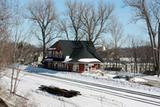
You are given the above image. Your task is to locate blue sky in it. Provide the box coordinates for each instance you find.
[19,0,149,47]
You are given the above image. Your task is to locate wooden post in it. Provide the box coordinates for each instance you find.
[10,68,15,94]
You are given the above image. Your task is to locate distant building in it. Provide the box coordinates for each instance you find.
[43,40,103,73]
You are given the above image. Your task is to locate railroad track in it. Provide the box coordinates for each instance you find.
[25,72,160,106]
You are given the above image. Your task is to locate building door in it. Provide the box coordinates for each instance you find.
[68,64,73,71]
[79,64,84,73]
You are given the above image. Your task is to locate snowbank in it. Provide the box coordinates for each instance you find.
[142,76,160,82]
[130,77,148,83]
[20,65,160,96]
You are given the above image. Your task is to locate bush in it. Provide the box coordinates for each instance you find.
[104,67,122,71]
[143,70,156,75]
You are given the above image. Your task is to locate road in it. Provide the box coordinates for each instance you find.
[24,71,160,106]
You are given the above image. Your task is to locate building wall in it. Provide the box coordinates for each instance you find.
[46,62,101,73]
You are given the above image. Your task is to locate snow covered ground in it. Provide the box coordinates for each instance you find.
[142,75,160,82]
[1,68,125,107]
[22,65,160,96]
[1,65,160,107]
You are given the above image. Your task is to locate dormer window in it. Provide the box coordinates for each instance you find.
[53,51,55,57]
[55,51,58,57]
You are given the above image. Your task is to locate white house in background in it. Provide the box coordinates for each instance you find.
[38,53,43,65]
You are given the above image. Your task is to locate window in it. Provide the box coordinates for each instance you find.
[48,51,52,57]
[59,51,62,58]
[55,51,58,57]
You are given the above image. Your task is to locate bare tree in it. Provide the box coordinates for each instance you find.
[65,0,84,41]
[109,17,124,50]
[0,0,11,69]
[58,20,70,40]
[109,17,124,68]
[123,0,160,76]
[131,39,139,73]
[27,0,58,60]
[64,0,114,43]
[81,1,114,43]
[0,0,19,95]
[9,0,39,95]
[9,0,26,94]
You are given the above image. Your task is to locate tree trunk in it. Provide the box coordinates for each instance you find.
[42,40,46,60]
[13,69,20,94]
[42,30,46,60]
[145,17,159,75]
[10,68,14,94]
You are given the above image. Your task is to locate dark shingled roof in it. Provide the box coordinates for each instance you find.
[50,40,103,63]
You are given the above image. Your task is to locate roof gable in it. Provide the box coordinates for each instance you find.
[50,40,103,62]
